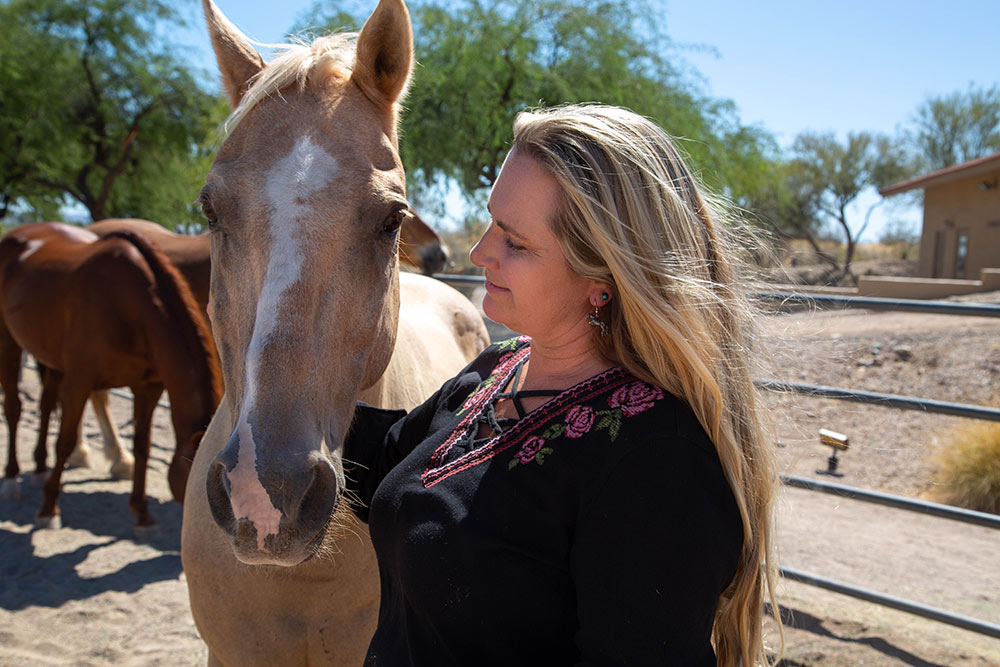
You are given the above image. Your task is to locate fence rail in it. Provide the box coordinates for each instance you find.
[750,291,1000,318]
[779,567,1000,640]
[757,379,1000,422]
[782,474,1000,530]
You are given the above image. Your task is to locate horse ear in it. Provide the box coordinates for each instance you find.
[202,0,266,108]
[351,0,414,108]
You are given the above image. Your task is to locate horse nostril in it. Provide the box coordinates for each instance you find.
[295,458,339,536]
[206,459,237,534]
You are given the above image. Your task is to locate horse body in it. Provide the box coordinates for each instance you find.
[0,223,221,525]
[182,1,488,663]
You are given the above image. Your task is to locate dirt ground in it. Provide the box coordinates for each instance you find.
[2,298,1000,666]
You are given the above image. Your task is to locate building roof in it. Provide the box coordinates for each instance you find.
[880,150,1000,196]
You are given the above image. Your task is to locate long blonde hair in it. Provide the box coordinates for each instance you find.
[512,104,781,666]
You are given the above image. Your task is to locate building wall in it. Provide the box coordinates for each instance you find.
[917,168,1000,278]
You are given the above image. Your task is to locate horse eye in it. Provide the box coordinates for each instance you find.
[382,209,405,235]
[199,194,218,229]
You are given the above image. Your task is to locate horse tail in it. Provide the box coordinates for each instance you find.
[101,230,223,403]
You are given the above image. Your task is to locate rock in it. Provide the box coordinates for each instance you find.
[893,345,913,362]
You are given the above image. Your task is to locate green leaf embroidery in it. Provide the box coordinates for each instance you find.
[496,337,521,352]
[508,459,519,470]
[595,410,623,442]
[541,422,566,440]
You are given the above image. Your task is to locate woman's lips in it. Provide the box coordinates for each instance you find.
[484,278,509,293]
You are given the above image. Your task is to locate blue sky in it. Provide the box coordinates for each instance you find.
[175,0,1000,240]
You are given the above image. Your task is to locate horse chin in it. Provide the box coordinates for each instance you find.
[230,514,331,567]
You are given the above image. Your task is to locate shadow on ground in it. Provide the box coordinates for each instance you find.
[770,604,947,667]
[0,478,183,611]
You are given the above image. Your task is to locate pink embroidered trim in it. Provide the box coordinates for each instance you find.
[421,365,632,487]
[427,344,530,470]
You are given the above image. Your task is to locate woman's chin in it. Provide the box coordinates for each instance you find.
[481,296,509,329]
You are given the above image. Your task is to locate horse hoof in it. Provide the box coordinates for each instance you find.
[110,458,134,480]
[133,522,160,539]
[0,478,21,500]
[34,513,62,529]
[67,447,93,469]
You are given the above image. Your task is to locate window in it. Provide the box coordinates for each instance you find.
[955,230,969,279]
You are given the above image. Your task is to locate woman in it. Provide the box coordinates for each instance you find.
[345,104,780,666]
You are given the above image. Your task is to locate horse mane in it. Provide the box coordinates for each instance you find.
[102,231,223,403]
[226,33,358,133]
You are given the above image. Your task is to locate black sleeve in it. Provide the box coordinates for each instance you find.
[343,385,446,523]
[570,433,743,666]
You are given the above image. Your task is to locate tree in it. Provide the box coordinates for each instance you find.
[910,84,1000,170]
[789,131,912,281]
[0,0,223,226]
[300,0,778,217]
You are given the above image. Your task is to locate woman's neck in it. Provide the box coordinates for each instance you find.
[521,331,614,391]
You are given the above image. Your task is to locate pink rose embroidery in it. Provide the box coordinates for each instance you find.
[564,405,595,438]
[609,381,665,417]
[514,436,546,465]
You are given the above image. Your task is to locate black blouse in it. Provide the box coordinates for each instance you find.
[344,337,743,666]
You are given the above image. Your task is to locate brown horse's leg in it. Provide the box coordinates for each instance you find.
[37,385,88,528]
[32,364,63,475]
[129,383,163,530]
[0,333,23,498]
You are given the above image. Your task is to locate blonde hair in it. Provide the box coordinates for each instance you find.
[512,104,781,666]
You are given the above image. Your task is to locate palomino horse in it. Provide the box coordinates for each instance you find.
[181,1,489,664]
[0,223,222,529]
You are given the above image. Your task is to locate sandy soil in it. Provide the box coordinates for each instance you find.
[2,300,1000,666]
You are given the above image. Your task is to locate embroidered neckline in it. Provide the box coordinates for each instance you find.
[421,341,633,487]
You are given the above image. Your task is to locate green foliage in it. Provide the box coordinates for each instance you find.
[301,0,779,217]
[0,0,223,226]
[910,84,1000,170]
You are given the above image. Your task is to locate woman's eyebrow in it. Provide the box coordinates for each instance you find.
[486,201,531,241]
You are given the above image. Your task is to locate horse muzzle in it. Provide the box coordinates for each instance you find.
[205,434,340,566]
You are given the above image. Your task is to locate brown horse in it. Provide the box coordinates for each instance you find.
[0,222,222,530]
[181,1,489,664]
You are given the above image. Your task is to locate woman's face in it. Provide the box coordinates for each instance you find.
[470,148,599,342]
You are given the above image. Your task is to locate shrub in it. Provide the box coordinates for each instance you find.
[931,421,1000,514]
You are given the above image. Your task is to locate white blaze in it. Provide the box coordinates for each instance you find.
[227,136,339,550]
[18,239,45,261]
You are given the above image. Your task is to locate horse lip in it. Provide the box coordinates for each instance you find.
[229,516,330,567]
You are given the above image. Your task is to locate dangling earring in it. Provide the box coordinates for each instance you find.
[586,303,609,337]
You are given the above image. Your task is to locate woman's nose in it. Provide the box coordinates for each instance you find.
[469,228,493,268]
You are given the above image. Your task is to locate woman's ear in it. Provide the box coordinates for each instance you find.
[587,284,613,308]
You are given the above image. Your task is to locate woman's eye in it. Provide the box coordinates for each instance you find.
[505,237,526,253]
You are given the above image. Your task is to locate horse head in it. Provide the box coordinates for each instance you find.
[200,0,413,566]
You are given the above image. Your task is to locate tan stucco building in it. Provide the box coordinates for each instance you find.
[881,151,1000,280]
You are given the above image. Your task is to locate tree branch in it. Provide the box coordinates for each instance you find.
[95,103,156,214]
